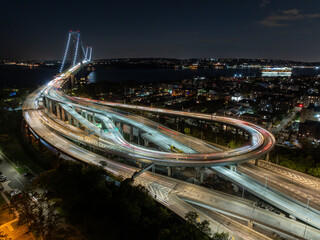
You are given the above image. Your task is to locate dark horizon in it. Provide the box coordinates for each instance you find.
[1,0,320,61]
[2,57,320,64]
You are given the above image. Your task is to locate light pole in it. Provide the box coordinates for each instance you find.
[306,196,311,209]
[264,176,268,188]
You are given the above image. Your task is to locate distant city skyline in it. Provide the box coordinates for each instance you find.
[1,0,320,61]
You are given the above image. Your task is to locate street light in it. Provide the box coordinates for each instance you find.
[306,196,311,209]
[264,176,268,188]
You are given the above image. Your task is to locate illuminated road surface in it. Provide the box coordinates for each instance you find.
[35,62,275,167]
[21,63,320,239]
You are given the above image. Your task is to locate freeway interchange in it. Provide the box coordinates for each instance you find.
[27,62,276,167]
[22,63,320,239]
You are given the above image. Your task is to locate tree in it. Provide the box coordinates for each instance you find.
[308,167,320,178]
[11,189,72,240]
[0,231,11,240]
[212,232,229,240]
[185,211,211,237]
[184,127,191,135]
[185,211,229,240]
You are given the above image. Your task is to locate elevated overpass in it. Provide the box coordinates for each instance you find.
[21,60,320,238]
[31,62,275,167]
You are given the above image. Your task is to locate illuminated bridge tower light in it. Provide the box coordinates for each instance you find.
[59,31,72,73]
[84,47,89,61]
[88,46,93,61]
[73,31,80,66]
[60,30,90,73]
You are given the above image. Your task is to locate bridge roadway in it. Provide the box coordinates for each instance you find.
[22,63,320,238]
[38,66,275,167]
[22,88,320,239]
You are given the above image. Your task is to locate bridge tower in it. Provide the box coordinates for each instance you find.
[60,30,92,73]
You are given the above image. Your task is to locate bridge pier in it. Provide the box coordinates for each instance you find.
[67,114,72,125]
[196,167,205,183]
[92,112,96,125]
[61,108,66,121]
[255,159,259,166]
[130,125,134,141]
[167,167,173,177]
[49,100,53,114]
[120,122,124,135]
[56,103,61,119]
[137,130,141,145]
[200,168,204,183]
[45,97,49,109]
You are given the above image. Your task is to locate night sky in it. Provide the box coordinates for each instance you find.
[1,0,320,61]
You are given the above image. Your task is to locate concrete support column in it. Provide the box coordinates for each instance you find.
[167,167,173,177]
[266,152,270,162]
[61,108,66,121]
[85,111,88,120]
[144,139,149,147]
[199,168,204,183]
[67,114,72,125]
[75,120,79,128]
[130,125,134,141]
[120,122,124,135]
[92,112,96,124]
[137,130,141,145]
[56,103,61,119]
[45,97,49,110]
[255,159,259,166]
[195,167,205,183]
[152,165,155,173]
[48,100,53,113]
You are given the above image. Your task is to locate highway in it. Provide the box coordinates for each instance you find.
[35,63,275,167]
[239,160,320,211]
[21,62,320,239]
[212,166,320,230]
